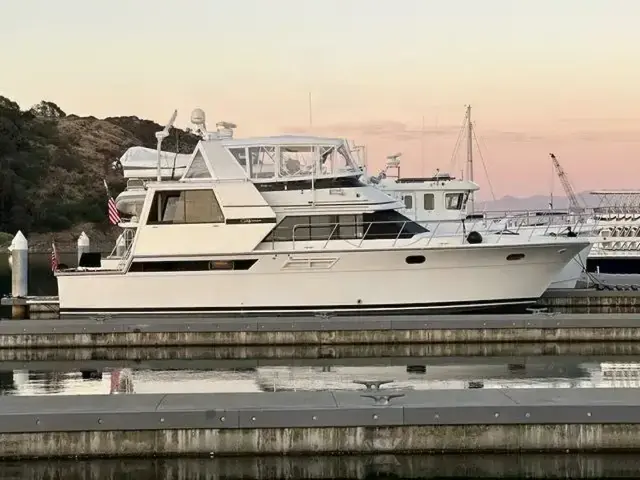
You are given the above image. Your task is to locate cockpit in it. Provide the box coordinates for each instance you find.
[222,138,361,181]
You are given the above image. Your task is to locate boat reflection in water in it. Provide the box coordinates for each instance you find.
[4,359,640,396]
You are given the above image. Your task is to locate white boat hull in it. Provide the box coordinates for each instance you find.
[57,241,588,315]
[548,243,592,289]
[414,220,595,290]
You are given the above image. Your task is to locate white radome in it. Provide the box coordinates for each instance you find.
[190,108,206,126]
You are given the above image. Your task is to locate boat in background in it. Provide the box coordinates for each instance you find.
[364,153,595,289]
[362,106,597,289]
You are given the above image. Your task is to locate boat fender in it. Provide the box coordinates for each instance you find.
[466,231,483,244]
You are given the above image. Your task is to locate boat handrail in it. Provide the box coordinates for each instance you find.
[107,228,136,260]
[263,213,599,250]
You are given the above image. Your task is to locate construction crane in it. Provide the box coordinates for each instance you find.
[549,153,584,212]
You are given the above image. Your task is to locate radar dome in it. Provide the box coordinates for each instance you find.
[190,108,206,126]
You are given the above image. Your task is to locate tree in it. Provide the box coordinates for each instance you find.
[29,101,66,118]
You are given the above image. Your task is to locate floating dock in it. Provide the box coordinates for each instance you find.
[538,288,640,312]
[2,313,640,348]
[2,388,640,458]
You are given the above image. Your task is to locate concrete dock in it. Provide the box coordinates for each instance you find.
[539,288,640,312]
[3,388,640,458]
[2,313,640,348]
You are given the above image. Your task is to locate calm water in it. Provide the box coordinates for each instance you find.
[3,454,640,479]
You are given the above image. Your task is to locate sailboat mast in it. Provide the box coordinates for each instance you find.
[466,105,475,213]
[420,115,425,176]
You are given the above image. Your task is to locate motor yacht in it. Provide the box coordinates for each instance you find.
[55,109,589,316]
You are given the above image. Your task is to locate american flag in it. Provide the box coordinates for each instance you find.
[103,179,121,225]
[50,242,59,272]
[110,369,121,394]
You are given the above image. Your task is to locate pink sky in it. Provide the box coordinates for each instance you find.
[1,0,639,200]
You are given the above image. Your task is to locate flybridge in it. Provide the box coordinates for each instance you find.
[114,109,364,186]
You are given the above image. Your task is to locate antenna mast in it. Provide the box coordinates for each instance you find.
[308,92,313,128]
[466,105,474,213]
[156,109,178,182]
[420,115,425,176]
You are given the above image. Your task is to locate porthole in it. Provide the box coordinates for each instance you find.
[406,255,426,264]
[506,253,525,261]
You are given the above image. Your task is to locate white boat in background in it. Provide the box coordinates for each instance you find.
[364,106,597,289]
[367,160,595,289]
[58,109,589,316]
[112,147,191,218]
[586,190,640,277]
[118,146,191,180]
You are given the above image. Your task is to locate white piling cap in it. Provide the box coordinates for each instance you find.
[8,231,28,252]
[78,231,90,246]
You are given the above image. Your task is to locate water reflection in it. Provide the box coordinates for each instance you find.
[2,356,640,395]
[2,454,640,479]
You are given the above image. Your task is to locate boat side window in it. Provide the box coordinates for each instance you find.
[445,193,464,210]
[337,214,363,240]
[228,147,247,167]
[264,215,364,242]
[403,195,413,209]
[263,211,425,242]
[279,146,314,177]
[462,192,470,209]
[423,193,434,210]
[183,152,212,179]
[249,146,276,179]
[147,189,225,224]
[362,210,427,239]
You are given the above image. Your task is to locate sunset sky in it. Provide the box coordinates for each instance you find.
[2,0,640,199]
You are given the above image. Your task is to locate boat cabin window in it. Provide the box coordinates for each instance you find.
[445,193,465,210]
[228,147,247,167]
[147,189,225,224]
[423,194,435,210]
[249,146,276,179]
[279,146,316,177]
[182,152,212,179]
[264,211,426,242]
[333,145,358,174]
[403,195,413,209]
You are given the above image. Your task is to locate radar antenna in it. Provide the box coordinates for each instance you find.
[190,108,207,136]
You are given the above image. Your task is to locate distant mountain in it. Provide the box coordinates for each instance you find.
[476,191,602,212]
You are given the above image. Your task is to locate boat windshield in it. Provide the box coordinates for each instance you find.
[225,141,360,181]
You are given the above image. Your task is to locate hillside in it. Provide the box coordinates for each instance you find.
[0,96,200,251]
